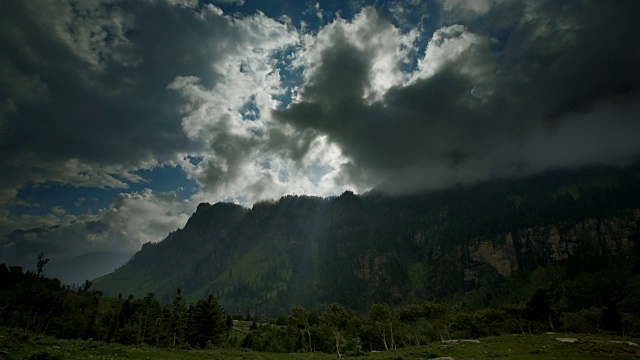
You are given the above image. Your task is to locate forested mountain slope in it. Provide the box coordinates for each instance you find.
[94,164,640,315]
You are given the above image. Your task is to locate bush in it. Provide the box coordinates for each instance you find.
[560,307,605,334]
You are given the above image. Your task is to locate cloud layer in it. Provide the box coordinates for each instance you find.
[276,0,640,193]
[2,189,191,268]
[2,0,640,266]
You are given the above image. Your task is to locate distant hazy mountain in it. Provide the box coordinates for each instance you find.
[94,164,640,315]
[47,251,133,285]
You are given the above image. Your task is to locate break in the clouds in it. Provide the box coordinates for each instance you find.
[1,0,640,269]
[275,0,640,193]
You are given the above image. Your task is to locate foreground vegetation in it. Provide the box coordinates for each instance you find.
[2,264,640,359]
[1,327,639,359]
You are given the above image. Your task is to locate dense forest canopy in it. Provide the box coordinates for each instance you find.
[1,264,639,355]
[92,164,640,315]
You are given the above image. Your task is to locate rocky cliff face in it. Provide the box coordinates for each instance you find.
[94,165,640,312]
[463,209,640,281]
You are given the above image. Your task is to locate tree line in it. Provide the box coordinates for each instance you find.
[0,265,228,348]
[240,289,639,356]
[1,263,639,356]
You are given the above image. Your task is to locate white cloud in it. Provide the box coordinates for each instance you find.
[165,0,199,8]
[211,0,245,6]
[51,206,66,216]
[294,7,418,102]
[387,0,429,28]
[98,189,192,246]
[3,0,640,267]
[166,10,364,204]
[4,155,151,194]
[411,25,494,83]
[168,10,298,140]
[0,189,194,267]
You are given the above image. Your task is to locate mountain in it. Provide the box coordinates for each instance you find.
[47,251,132,285]
[94,164,640,315]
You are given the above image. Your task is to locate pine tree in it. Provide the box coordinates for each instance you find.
[525,288,554,331]
[188,295,226,348]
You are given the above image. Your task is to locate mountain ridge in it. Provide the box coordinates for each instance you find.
[94,164,640,315]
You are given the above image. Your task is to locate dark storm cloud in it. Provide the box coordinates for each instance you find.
[499,1,640,120]
[0,0,267,202]
[302,39,372,103]
[3,0,640,259]
[0,0,297,261]
[275,0,640,194]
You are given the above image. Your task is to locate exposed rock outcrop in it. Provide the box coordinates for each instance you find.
[464,209,639,280]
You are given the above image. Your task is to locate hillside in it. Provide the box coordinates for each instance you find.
[94,164,640,315]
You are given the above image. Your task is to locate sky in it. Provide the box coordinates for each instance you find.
[1,0,640,269]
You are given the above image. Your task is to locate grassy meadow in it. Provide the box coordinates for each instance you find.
[2,327,639,360]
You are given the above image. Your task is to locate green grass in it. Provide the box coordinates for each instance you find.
[228,320,253,344]
[410,333,640,360]
[202,250,294,310]
[216,251,264,285]
[1,328,639,359]
[93,264,174,300]
[212,251,291,287]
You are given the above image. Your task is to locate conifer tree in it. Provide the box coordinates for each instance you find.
[188,295,226,348]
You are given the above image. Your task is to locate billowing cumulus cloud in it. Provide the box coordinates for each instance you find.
[275,0,640,194]
[1,0,640,267]
[295,7,419,102]
[0,189,192,269]
[0,0,360,265]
